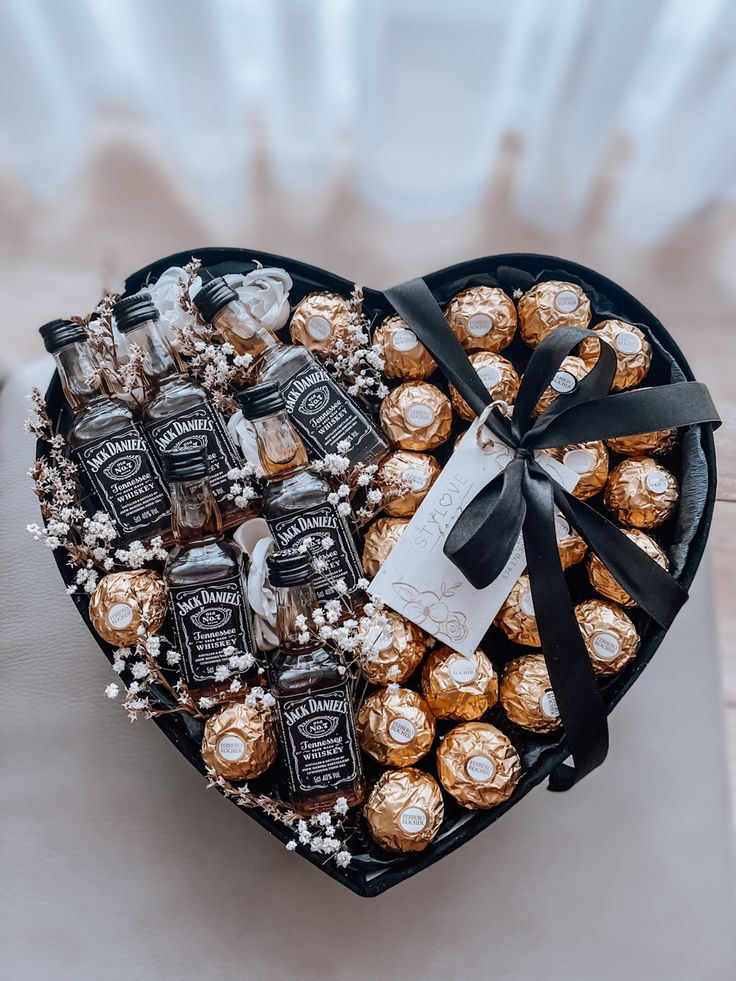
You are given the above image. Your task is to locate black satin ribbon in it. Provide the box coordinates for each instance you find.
[385,277,721,791]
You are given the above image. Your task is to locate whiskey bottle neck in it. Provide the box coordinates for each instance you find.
[212,300,282,360]
[53,341,104,411]
[251,409,309,480]
[122,318,180,387]
[170,476,223,546]
[275,581,320,647]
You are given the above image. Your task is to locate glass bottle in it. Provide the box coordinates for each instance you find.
[193,275,389,470]
[163,444,257,700]
[113,292,252,531]
[39,318,172,544]
[238,382,363,602]
[267,549,365,816]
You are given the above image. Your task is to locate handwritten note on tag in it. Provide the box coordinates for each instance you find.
[368,420,579,656]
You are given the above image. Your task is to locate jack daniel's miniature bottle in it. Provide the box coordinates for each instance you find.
[163,445,256,699]
[194,275,389,470]
[113,293,251,530]
[40,319,171,544]
[239,383,362,602]
[267,549,365,815]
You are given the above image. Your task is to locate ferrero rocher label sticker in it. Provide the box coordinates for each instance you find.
[551,370,576,394]
[108,602,134,629]
[615,331,642,354]
[555,289,580,313]
[369,416,580,655]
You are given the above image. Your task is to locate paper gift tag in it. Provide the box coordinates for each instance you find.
[369,420,580,656]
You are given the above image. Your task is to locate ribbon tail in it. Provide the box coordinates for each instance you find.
[521,467,609,791]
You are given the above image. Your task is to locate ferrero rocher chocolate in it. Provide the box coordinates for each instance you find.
[356,686,435,766]
[606,427,679,457]
[533,356,589,417]
[500,654,561,733]
[421,646,498,721]
[579,320,652,391]
[379,381,452,451]
[604,457,679,529]
[554,511,588,569]
[449,352,520,422]
[378,451,441,517]
[587,528,669,606]
[445,285,517,353]
[289,291,352,355]
[200,700,277,781]
[358,610,428,685]
[362,517,410,578]
[574,599,639,676]
[436,722,521,809]
[364,768,444,852]
[551,440,609,499]
[373,315,437,380]
[518,280,591,347]
[494,574,540,647]
[89,569,167,646]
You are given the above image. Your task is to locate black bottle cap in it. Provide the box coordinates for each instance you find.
[113,292,160,334]
[267,549,315,588]
[39,318,88,354]
[162,444,210,482]
[238,382,286,420]
[193,274,238,322]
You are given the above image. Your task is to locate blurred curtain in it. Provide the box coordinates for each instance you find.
[0,0,735,243]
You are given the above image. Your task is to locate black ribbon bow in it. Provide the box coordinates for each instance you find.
[385,277,721,791]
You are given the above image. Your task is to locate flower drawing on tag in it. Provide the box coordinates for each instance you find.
[392,581,468,642]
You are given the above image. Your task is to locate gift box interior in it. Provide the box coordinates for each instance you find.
[38,248,717,897]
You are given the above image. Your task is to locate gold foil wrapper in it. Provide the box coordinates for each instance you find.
[379,381,452,451]
[364,768,444,852]
[551,440,609,500]
[362,517,410,578]
[445,285,517,353]
[518,281,591,347]
[604,457,679,529]
[500,654,561,733]
[579,320,652,391]
[356,686,435,766]
[574,599,640,676]
[606,427,679,457]
[587,528,669,606]
[495,574,541,647]
[378,451,442,517]
[554,511,588,569]
[89,569,168,646]
[449,352,520,422]
[533,356,590,417]
[373,315,437,380]
[358,610,428,685]
[200,699,278,781]
[421,646,499,721]
[289,291,352,355]
[436,722,521,809]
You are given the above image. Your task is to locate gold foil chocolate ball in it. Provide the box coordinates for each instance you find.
[356,686,435,766]
[495,574,541,647]
[362,517,410,578]
[89,569,168,646]
[200,700,278,781]
[551,440,609,499]
[445,285,517,353]
[436,722,521,809]
[358,610,428,685]
[421,646,499,721]
[289,291,352,355]
[579,320,652,391]
[378,451,441,517]
[364,768,444,852]
[554,511,588,569]
[449,352,520,422]
[533,356,589,417]
[574,599,640,676]
[606,427,679,457]
[518,280,591,347]
[373,315,437,380]
[500,654,561,733]
[604,457,679,529]
[379,381,452,451]
[587,528,669,607]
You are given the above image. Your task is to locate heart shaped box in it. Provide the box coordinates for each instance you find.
[38,248,716,896]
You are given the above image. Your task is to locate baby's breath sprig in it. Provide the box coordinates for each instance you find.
[318,285,388,402]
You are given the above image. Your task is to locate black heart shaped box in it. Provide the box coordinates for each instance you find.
[38,248,717,897]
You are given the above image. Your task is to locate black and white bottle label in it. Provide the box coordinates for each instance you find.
[73,423,170,537]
